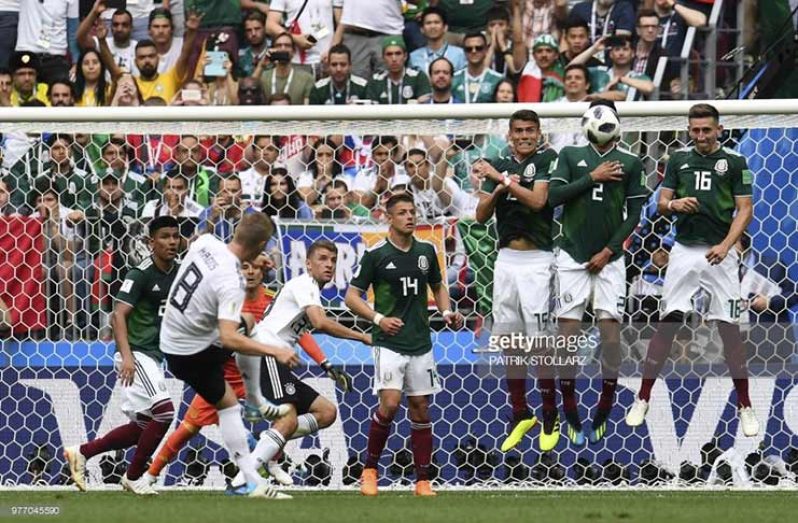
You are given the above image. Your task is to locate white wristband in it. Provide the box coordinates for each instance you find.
[501,172,512,187]
[667,200,674,211]
[441,310,453,318]
[372,313,385,326]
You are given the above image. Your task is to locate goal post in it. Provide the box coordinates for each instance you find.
[1,100,797,489]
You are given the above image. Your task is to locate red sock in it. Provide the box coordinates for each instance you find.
[148,421,198,477]
[718,323,751,408]
[127,401,175,480]
[410,421,433,481]
[80,422,143,460]
[639,322,679,401]
[364,409,393,469]
[597,379,618,412]
[560,379,577,414]
[507,378,529,420]
[539,378,556,413]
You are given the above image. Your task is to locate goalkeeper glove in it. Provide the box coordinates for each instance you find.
[321,360,352,392]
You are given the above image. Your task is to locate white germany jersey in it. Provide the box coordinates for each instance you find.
[160,234,245,355]
[252,272,322,349]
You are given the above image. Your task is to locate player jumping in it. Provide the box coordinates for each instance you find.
[626,103,759,437]
[64,216,181,495]
[159,213,300,499]
[227,239,368,492]
[345,192,464,497]
[548,101,647,447]
[473,109,559,453]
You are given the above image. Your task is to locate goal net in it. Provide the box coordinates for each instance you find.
[1,100,797,489]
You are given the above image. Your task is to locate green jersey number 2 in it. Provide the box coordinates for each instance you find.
[401,276,419,296]
[592,183,604,201]
[694,170,712,191]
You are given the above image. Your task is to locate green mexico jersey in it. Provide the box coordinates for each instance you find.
[366,68,431,105]
[115,257,179,362]
[662,146,753,246]
[309,75,369,105]
[350,238,443,355]
[452,68,503,104]
[550,144,647,263]
[480,148,558,250]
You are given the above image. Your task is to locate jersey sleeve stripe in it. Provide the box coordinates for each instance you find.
[626,194,648,199]
[114,298,137,308]
[550,177,569,183]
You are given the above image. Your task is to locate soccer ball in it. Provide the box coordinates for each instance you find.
[582,105,621,145]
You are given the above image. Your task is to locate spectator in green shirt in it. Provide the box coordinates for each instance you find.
[366,36,431,105]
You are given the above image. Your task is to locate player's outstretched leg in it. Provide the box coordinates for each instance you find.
[65,419,146,491]
[590,318,621,444]
[718,322,759,436]
[146,420,200,484]
[236,353,290,421]
[361,392,399,496]
[120,400,175,495]
[500,373,538,452]
[408,395,435,496]
[626,314,682,427]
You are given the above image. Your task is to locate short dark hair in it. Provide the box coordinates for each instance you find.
[688,103,720,123]
[307,239,337,258]
[327,44,351,62]
[0,67,10,77]
[48,78,74,97]
[219,173,242,189]
[135,39,157,52]
[564,16,590,34]
[463,32,488,47]
[148,7,173,28]
[244,10,266,25]
[112,9,133,23]
[636,8,658,24]
[509,109,540,129]
[407,148,427,159]
[428,56,453,76]
[421,6,448,25]
[273,31,294,45]
[564,63,590,85]
[373,135,398,151]
[102,137,128,154]
[386,192,415,212]
[486,6,510,23]
[148,216,179,237]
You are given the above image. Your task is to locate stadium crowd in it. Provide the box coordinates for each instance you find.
[0,0,793,361]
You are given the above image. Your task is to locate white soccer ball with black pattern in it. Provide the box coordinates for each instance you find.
[581,105,621,145]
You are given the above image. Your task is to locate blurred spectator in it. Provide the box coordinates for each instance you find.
[492,77,517,102]
[237,10,269,78]
[575,36,655,100]
[569,0,635,42]
[261,166,313,219]
[9,51,48,106]
[109,72,143,106]
[33,134,95,211]
[548,64,591,151]
[185,0,249,77]
[141,172,204,220]
[48,79,75,107]
[266,0,341,79]
[0,1,18,69]
[266,93,309,173]
[404,148,447,220]
[258,32,314,105]
[437,0,494,44]
[366,36,431,104]
[427,57,460,104]
[486,5,524,77]
[239,135,281,209]
[521,0,569,46]
[408,7,466,74]
[352,135,409,208]
[652,0,707,59]
[634,9,667,82]
[147,8,183,73]
[197,174,253,242]
[0,176,18,215]
[75,49,110,107]
[426,138,478,219]
[77,1,137,76]
[400,0,426,52]
[15,0,77,84]
[309,43,368,104]
[0,66,10,105]
[559,17,601,67]
[451,32,502,104]
[517,34,564,102]
[171,78,211,106]
[335,0,404,79]
[238,75,268,104]
[315,178,370,219]
[203,52,238,106]
[298,137,342,205]
[98,138,152,210]
[168,135,219,207]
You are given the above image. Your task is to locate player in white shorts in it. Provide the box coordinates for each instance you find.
[626,103,759,437]
[548,101,648,448]
[229,239,370,491]
[473,109,559,453]
[159,213,300,499]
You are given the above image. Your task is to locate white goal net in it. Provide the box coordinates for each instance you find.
[1,100,797,489]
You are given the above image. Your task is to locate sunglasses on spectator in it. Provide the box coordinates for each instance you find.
[465,45,485,53]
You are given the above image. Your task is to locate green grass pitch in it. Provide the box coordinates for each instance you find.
[2,491,798,523]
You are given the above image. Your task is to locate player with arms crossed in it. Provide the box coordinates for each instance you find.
[228,239,368,492]
[626,103,759,436]
[145,259,333,486]
[64,217,181,495]
[547,101,647,447]
[159,213,300,499]
[473,109,558,452]
[345,193,464,497]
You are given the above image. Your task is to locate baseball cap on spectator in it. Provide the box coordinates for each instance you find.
[382,36,406,52]
[532,34,559,53]
[271,162,289,176]
[11,51,39,73]
[149,7,173,26]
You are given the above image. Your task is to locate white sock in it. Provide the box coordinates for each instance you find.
[236,354,265,407]
[231,428,286,488]
[218,405,264,487]
[290,414,320,440]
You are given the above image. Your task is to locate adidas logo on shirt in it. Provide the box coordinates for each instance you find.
[385,262,397,270]
[577,160,588,167]
[153,284,160,291]
[680,164,690,169]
